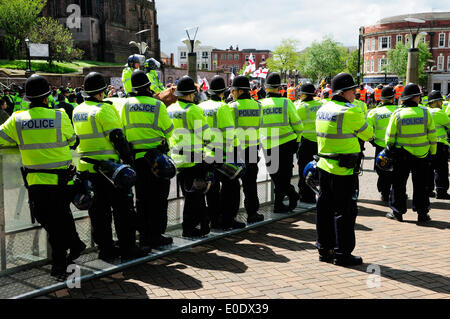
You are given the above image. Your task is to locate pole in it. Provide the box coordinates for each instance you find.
[357,29,362,84]
[188,40,197,81]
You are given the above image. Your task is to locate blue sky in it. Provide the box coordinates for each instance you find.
[155,0,446,64]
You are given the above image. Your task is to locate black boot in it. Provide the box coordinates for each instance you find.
[333,254,363,266]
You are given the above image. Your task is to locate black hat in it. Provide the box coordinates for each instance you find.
[83,72,107,97]
[24,74,51,101]
[208,75,226,95]
[427,90,444,103]
[380,86,395,100]
[265,73,281,89]
[299,83,316,95]
[174,76,196,97]
[400,83,421,101]
[331,73,357,96]
[131,70,151,90]
[231,75,250,90]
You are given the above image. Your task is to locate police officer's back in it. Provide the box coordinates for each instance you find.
[0,75,85,278]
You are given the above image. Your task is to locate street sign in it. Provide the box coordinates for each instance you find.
[29,44,49,58]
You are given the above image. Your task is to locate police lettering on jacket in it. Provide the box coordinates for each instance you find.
[204,109,217,117]
[169,111,183,119]
[401,117,424,125]
[128,103,157,113]
[263,107,282,115]
[376,113,392,120]
[73,113,89,122]
[238,109,260,117]
[21,119,55,130]
[316,111,338,122]
[309,106,321,113]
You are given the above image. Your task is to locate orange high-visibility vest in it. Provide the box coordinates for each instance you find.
[394,85,404,100]
[279,88,286,96]
[374,88,382,101]
[357,88,367,102]
[287,87,295,101]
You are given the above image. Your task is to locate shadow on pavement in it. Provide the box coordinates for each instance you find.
[403,219,450,230]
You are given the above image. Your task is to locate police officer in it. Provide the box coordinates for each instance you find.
[385,83,437,222]
[315,73,373,266]
[144,58,165,94]
[260,73,303,213]
[0,75,85,278]
[229,76,265,224]
[122,55,140,96]
[121,70,175,248]
[73,72,148,261]
[13,88,29,113]
[426,90,450,199]
[199,75,245,230]
[168,76,211,237]
[366,86,398,202]
[295,83,322,203]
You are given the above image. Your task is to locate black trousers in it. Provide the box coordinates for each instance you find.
[134,157,170,244]
[297,137,318,202]
[389,150,430,215]
[178,165,209,232]
[264,139,299,207]
[374,145,394,196]
[238,146,260,216]
[428,143,449,194]
[316,168,358,257]
[27,185,83,267]
[88,173,137,254]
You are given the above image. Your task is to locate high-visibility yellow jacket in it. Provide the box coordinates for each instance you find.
[228,98,261,150]
[122,67,134,95]
[259,96,303,149]
[352,99,368,117]
[72,100,123,172]
[167,100,210,169]
[385,105,437,158]
[316,100,373,175]
[13,96,29,113]
[121,95,174,159]
[428,107,450,146]
[146,70,165,94]
[366,104,398,148]
[295,99,322,142]
[0,107,76,185]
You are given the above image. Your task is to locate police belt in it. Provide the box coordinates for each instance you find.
[318,153,361,169]
[20,165,76,188]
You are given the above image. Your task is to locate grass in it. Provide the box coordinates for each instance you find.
[0,59,123,74]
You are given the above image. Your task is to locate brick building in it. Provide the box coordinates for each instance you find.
[42,0,161,64]
[362,12,450,94]
[211,46,271,74]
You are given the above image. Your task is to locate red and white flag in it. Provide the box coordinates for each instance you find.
[201,77,209,91]
[243,53,256,76]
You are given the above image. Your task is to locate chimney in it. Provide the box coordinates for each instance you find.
[170,53,174,66]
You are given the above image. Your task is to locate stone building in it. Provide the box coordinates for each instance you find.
[42,0,161,63]
[362,12,450,93]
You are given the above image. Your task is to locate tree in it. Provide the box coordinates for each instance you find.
[298,37,348,84]
[386,35,432,86]
[0,0,46,59]
[266,39,300,82]
[344,49,364,81]
[29,17,84,63]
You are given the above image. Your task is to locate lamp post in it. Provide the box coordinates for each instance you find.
[24,38,32,78]
[357,26,364,85]
[405,17,426,85]
[182,26,200,81]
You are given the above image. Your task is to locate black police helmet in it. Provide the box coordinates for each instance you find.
[231,75,250,90]
[174,76,197,97]
[331,73,357,96]
[265,73,281,89]
[400,83,422,101]
[83,72,107,97]
[131,70,151,90]
[24,74,51,102]
[299,83,316,95]
[208,75,226,95]
[380,86,395,100]
[427,90,444,103]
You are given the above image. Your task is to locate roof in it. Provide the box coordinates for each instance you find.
[376,12,450,25]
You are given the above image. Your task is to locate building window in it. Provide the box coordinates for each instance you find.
[180,51,186,59]
[439,33,446,48]
[365,60,369,73]
[365,39,370,51]
[396,35,402,46]
[371,59,374,73]
[245,55,249,61]
[202,51,209,58]
[213,53,218,60]
[447,56,450,71]
[234,54,239,60]
[437,55,444,71]
[378,58,388,72]
[371,38,375,51]
[378,36,391,50]
[262,55,265,61]
[221,53,226,60]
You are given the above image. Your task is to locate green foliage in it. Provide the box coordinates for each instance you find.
[266,39,300,82]
[0,0,46,59]
[344,49,364,80]
[298,37,349,84]
[29,17,84,63]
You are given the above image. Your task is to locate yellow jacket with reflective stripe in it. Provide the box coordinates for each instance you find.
[0,107,76,185]
[259,97,303,149]
[73,100,122,172]
[199,99,235,161]
[352,99,368,117]
[146,70,165,94]
[13,97,29,113]
[428,107,450,146]
[316,100,373,176]
[445,103,450,117]
[122,67,134,94]
[385,105,437,158]
[167,100,210,169]
[228,98,261,149]
[295,99,322,142]
[366,104,398,148]
[121,95,174,159]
